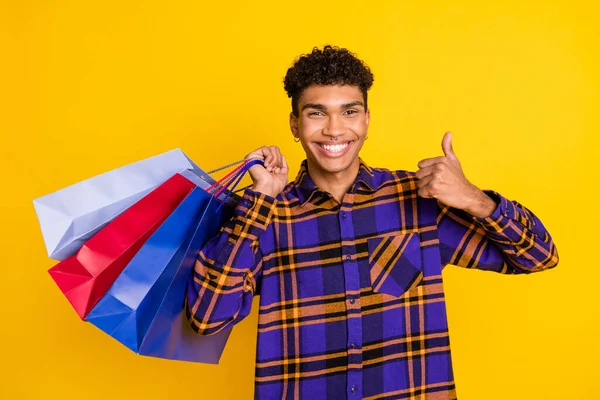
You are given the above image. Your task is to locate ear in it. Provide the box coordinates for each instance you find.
[365,108,371,128]
[289,112,299,139]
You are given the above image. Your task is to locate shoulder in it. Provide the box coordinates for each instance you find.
[278,180,300,202]
[366,166,440,226]
[370,166,419,191]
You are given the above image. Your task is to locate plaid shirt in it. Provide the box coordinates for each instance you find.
[186,159,559,400]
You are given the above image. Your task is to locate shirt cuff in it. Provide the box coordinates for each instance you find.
[230,188,278,240]
[471,190,519,233]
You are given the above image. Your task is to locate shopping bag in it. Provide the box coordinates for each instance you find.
[137,192,231,363]
[84,159,263,363]
[86,187,232,363]
[49,173,196,319]
[34,149,221,261]
[85,187,210,351]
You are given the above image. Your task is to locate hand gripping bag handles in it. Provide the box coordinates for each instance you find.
[85,159,262,363]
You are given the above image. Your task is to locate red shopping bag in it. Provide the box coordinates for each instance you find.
[48,173,196,319]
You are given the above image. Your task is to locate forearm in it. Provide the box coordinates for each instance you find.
[438,190,559,274]
[186,189,277,335]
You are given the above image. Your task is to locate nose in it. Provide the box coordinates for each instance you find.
[323,115,345,139]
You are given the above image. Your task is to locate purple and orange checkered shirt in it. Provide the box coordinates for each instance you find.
[186,159,559,399]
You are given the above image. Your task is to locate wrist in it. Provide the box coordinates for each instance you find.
[251,183,278,198]
[466,188,497,218]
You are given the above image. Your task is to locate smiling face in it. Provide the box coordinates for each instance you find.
[290,84,370,178]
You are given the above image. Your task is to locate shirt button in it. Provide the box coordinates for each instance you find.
[349,297,355,304]
[351,385,357,393]
[342,212,347,219]
[350,341,357,349]
[345,254,351,260]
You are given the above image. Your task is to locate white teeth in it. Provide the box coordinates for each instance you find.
[320,143,349,153]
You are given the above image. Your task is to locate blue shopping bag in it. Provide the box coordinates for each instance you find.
[85,158,262,363]
[136,192,232,362]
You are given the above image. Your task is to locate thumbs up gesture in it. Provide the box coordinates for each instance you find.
[415,132,496,218]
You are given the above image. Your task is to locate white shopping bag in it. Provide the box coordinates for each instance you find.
[33,149,235,261]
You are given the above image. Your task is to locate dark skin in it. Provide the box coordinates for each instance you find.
[246,84,496,218]
[289,84,370,202]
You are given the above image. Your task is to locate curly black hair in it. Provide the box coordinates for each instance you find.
[283,45,374,117]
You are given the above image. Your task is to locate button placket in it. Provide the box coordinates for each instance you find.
[339,197,363,399]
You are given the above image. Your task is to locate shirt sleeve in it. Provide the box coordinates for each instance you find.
[185,188,277,336]
[437,190,559,274]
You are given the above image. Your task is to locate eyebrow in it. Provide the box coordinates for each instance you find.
[301,101,365,111]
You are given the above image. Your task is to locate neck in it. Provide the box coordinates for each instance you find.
[306,157,361,203]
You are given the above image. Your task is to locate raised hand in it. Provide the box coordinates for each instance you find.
[245,146,289,198]
[415,132,496,218]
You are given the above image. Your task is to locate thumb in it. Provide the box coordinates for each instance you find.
[441,131,457,159]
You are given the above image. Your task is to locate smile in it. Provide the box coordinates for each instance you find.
[317,142,349,152]
[315,141,353,157]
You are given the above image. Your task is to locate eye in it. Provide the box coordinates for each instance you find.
[308,111,324,116]
[344,109,359,115]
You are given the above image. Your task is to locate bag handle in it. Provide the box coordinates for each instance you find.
[214,159,263,211]
[201,158,264,210]
[214,159,262,197]
[205,157,262,193]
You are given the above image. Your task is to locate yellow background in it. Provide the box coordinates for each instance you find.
[1,1,598,398]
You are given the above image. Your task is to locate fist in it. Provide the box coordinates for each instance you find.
[415,131,492,216]
[245,146,289,198]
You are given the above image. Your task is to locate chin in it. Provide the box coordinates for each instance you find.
[310,152,360,174]
[319,160,354,173]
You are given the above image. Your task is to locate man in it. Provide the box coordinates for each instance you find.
[186,45,559,399]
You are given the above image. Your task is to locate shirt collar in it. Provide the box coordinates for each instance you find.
[292,158,377,207]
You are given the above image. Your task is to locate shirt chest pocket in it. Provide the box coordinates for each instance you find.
[367,232,423,297]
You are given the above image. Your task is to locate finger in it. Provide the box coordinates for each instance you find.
[263,147,275,169]
[271,146,283,168]
[416,174,434,188]
[248,148,270,170]
[417,183,435,198]
[441,131,457,160]
[245,149,265,162]
[281,155,289,174]
[275,146,283,168]
[417,156,446,169]
[416,162,447,179]
[415,165,435,179]
[266,146,281,170]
